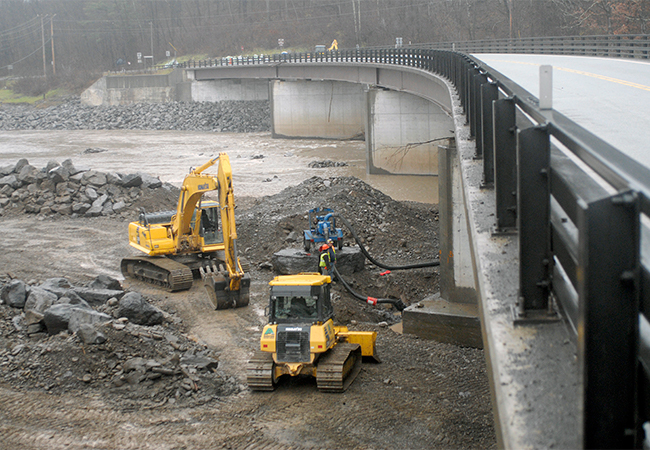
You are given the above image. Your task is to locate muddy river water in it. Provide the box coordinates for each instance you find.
[0,130,438,204]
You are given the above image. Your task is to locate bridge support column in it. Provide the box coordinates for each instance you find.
[364,87,452,175]
[402,139,483,348]
[270,80,365,139]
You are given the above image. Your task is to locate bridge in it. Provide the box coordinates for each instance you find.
[84,35,650,449]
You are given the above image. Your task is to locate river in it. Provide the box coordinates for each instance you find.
[0,130,438,203]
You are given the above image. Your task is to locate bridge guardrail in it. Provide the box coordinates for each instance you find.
[181,45,649,447]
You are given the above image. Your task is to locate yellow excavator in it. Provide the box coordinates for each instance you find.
[247,273,379,392]
[120,153,250,309]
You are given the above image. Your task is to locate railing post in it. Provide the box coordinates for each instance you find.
[492,97,517,231]
[515,125,552,316]
[481,81,497,185]
[577,191,640,449]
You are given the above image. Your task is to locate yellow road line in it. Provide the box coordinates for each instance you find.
[481,58,650,91]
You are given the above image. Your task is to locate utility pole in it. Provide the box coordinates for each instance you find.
[150,22,154,69]
[40,15,47,79]
[50,14,56,76]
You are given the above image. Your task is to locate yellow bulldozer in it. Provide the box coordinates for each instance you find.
[247,273,379,392]
[120,153,250,310]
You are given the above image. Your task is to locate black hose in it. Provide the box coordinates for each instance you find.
[335,215,440,270]
[333,266,406,311]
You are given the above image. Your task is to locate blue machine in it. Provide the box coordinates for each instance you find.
[303,207,344,252]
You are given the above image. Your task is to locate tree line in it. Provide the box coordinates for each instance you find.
[0,0,648,91]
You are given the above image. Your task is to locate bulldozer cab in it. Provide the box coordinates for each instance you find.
[269,274,333,325]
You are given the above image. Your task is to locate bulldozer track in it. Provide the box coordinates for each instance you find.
[316,343,362,393]
[246,350,277,391]
[121,256,194,291]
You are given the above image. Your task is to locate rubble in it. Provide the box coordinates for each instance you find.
[0,274,240,408]
[0,99,270,133]
[0,158,180,218]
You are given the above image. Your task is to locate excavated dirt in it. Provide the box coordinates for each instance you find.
[0,172,496,449]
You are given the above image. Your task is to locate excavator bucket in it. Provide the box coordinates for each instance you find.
[200,264,251,310]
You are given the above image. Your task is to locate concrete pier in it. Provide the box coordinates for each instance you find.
[270,80,365,140]
[365,88,453,175]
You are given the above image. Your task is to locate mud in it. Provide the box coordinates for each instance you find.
[0,131,493,450]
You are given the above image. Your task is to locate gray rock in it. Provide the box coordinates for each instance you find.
[271,246,364,276]
[14,158,29,173]
[120,173,142,188]
[0,174,20,189]
[24,287,58,315]
[106,172,122,185]
[61,159,81,175]
[123,357,147,372]
[77,323,107,344]
[89,274,122,291]
[43,303,78,335]
[18,165,39,184]
[0,164,14,176]
[112,200,126,213]
[48,165,70,183]
[139,173,162,189]
[1,279,28,308]
[39,277,73,297]
[72,286,125,306]
[84,171,108,187]
[116,292,164,326]
[85,186,98,200]
[180,354,219,371]
[45,160,60,172]
[72,202,91,214]
[68,308,112,333]
[92,193,108,208]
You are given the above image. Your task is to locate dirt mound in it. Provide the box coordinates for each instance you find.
[236,176,440,324]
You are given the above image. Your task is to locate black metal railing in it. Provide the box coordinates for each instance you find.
[179,45,650,447]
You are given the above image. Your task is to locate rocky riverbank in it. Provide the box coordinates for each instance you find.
[0,98,270,133]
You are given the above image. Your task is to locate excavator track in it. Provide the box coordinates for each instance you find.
[246,350,277,391]
[121,256,194,292]
[316,343,362,393]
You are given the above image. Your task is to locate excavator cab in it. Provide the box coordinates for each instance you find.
[198,201,222,245]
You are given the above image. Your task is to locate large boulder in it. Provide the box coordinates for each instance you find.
[43,303,77,335]
[116,292,164,326]
[72,286,125,306]
[68,308,112,333]
[24,287,58,314]
[271,246,365,276]
[88,274,122,291]
[39,277,73,298]
[1,280,28,308]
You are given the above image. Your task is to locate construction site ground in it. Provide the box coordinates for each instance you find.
[0,133,495,450]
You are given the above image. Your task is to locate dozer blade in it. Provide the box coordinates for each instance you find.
[200,265,251,310]
[316,343,362,393]
[246,350,277,391]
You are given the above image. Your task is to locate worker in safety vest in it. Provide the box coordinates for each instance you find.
[319,239,337,276]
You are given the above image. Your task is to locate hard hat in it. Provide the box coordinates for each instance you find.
[327,239,333,244]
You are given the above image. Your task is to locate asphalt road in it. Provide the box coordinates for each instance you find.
[473,53,650,170]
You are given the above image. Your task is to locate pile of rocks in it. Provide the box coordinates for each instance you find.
[0,275,239,405]
[0,158,178,217]
[0,99,270,133]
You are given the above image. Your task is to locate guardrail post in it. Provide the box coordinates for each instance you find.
[470,72,485,147]
[577,191,640,449]
[480,81,497,185]
[515,125,552,317]
[492,97,517,231]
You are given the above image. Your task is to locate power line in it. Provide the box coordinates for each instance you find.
[0,38,51,71]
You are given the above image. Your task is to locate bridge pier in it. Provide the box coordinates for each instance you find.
[364,87,451,176]
[402,139,482,348]
[270,80,365,140]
